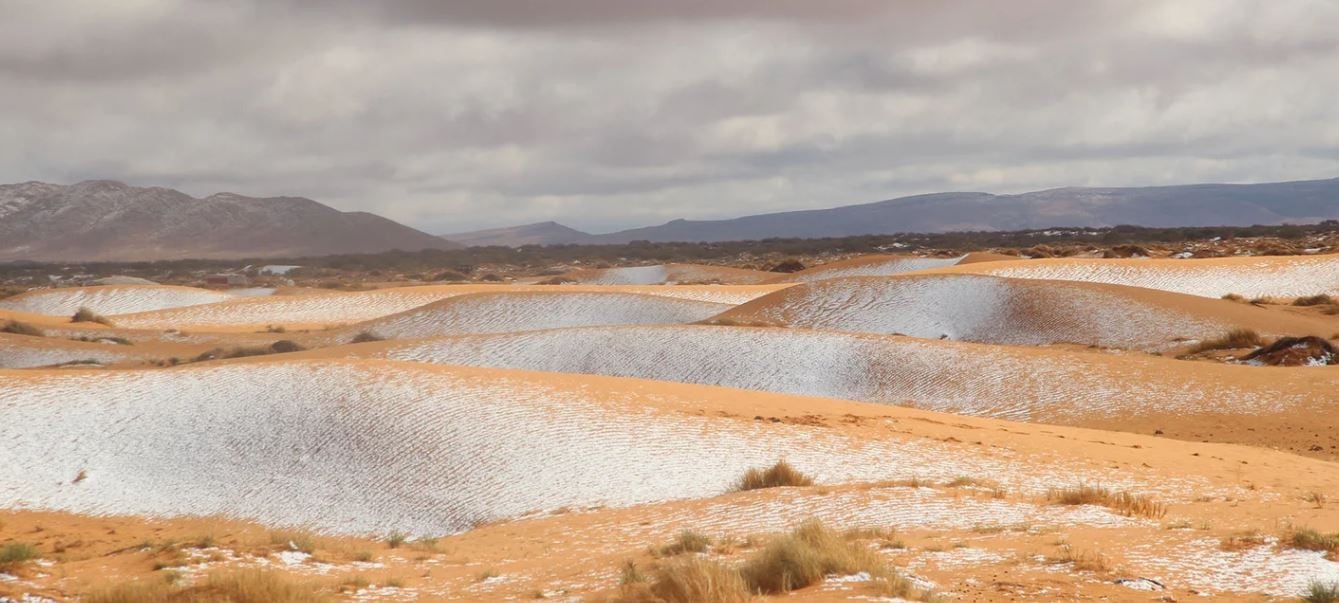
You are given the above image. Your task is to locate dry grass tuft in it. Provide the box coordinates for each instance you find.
[1048,544,1109,572]
[739,519,890,594]
[85,569,327,603]
[1306,580,1339,603]
[1187,329,1264,354]
[733,460,814,492]
[1295,294,1336,307]
[1219,530,1269,551]
[72,306,114,326]
[614,556,750,603]
[0,542,39,571]
[1221,293,1246,302]
[1288,527,1339,557]
[1046,484,1167,518]
[350,331,384,344]
[270,529,318,554]
[1,320,44,337]
[655,530,712,557]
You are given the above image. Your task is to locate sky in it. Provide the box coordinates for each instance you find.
[2,0,1338,235]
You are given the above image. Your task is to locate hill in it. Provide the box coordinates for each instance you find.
[0,180,459,261]
[584,178,1339,244]
[441,220,596,247]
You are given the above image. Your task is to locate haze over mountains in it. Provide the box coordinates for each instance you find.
[450,178,1339,247]
[0,180,457,261]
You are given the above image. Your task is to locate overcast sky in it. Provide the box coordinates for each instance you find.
[3,1,1338,234]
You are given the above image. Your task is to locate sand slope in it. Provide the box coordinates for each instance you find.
[318,290,732,343]
[110,284,787,330]
[0,359,1180,536]
[927,253,1339,298]
[0,333,152,369]
[560,263,778,285]
[713,274,1334,350]
[0,285,268,316]
[773,252,1013,283]
[345,324,1337,424]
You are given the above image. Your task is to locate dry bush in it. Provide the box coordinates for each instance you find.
[0,542,38,571]
[350,331,384,344]
[1219,530,1269,551]
[1288,527,1339,556]
[733,460,814,492]
[72,306,114,326]
[84,570,327,603]
[1250,296,1278,305]
[1295,294,1337,307]
[1187,329,1264,354]
[740,519,890,594]
[270,529,318,554]
[1046,484,1166,519]
[1306,580,1339,603]
[1048,544,1109,572]
[1221,293,1246,303]
[1,320,44,337]
[655,530,711,557]
[614,556,750,603]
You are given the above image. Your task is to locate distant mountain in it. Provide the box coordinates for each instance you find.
[0,180,459,261]
[442,221,596,247]
[577,178,1339,244]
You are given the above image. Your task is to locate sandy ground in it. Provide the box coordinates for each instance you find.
[4,253,1339,602]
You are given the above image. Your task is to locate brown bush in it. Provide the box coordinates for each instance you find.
[72,306,114,326]
[1,320,44,337]
[733,460,814,491]
[1294,294,1336,307]
[1187,329,1264,354]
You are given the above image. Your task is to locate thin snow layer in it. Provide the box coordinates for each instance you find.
[584,265,670,285]
[792,256,966,282]
[0,286,254,316]
[732,274,1225,350]
[376,326,1328,422]
[1125,537,1339,596]
[978,256,1339,298]
[111,286,775,329]
[0,361,1173,535]
[343,292,730,341]
[0,337,143,369]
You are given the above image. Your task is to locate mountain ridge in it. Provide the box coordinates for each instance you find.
[0,180,459,261]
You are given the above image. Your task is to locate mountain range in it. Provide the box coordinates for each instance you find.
[448,178,1339,246]
[0,180,457,261]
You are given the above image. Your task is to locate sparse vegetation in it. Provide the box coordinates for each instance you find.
[654,530,711,557]
[1,320,44,336]
[733,460,814,491]
[1287,527,1339,556]
[1187,328,1265,354]
[739,519,918,596]
[1046,484,1167,518]
[614,556,749,603]
[1305,580,1339,603]
[1294,294,1336,307]
[385,531,407,548]
[1221,293,1245,302]
[84,569,327,603]
[1219,530,1268,551]
[269,529,317,554]
[0,542,39,570]
[72,306,114,325]
[350,331,384,344]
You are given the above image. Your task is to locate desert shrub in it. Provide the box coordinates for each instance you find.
[655,530,711,557]
[1220,293,1245,302]
[1219,530,1268,551]
[739,519,914,595]
[350,331,384,344]
[269,529,317,554]
[1306,580,1339,603]
[479,273,503,282]
[768,259,806,273]
[1,320,44,337]
[1295,294,1336,307]
[72,306,114,325]
[434,270,468,282]
[1288,527,1339,554]
[269,340,306,354]
[386,531,407,548]
[733,460,814,492]
[1187,329,1264,354]
[619,560,646,585]
[615,556,749,603]
[1046,484,1166,518]
[0,542,38,569]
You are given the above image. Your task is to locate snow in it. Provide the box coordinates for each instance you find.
[0,337,144,369]
[375,325,1326,423]
[979,256,1339,298]
[584,265,670,285]
[338,292,731,342]
[0,360,1190,536]
[731,274,1226,351]
[0,286,264,316]
[1124,536,1339,596]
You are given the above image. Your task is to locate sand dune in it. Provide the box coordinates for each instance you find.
[0,285,270,317]
[318,290,732,343]
[346,324,1337,424]
[774,252,1014,283]
[560,262,778,285]
[110,283,787,330]
[0,333,153,369]
[713,274,1333,350]
[928,253,1339,298]
[0,359,1181,536]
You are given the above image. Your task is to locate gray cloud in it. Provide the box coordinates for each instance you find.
[2,0,1337,234]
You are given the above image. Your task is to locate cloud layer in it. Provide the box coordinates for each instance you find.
[3,0,1337,233]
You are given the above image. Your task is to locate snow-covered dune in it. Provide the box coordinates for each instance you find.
[325,291,731,342]
[0,360,1114,535]
[0,333,150,368]
[713,274,1329,351]
[112,284,785,330]
[562,263,777,285]
[0,285,255,316]
[361,325,1337,423]
[939,254,1339,299]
